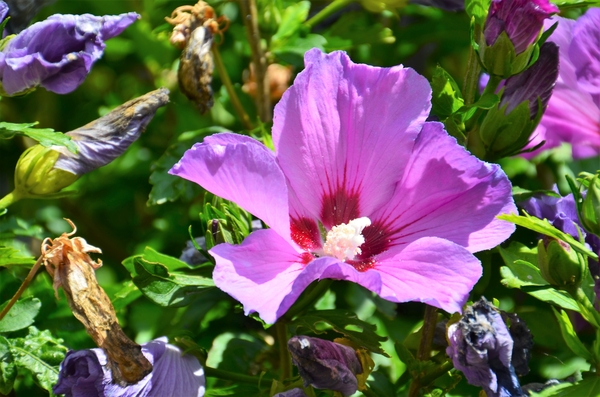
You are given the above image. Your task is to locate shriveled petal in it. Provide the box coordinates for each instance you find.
[210,229,309,324]
[273,49,431,229]
[170,133,291,239]
[373,237,482,313]
[370,122,516,254]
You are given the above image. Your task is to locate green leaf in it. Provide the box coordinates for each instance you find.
[553,0,600,10]
[273,33,327,66]
[512,186,560,202]
[0,122,77,153]
[529,381,577,397]
[122,249,214,307]
[498,212,598,261]
[552,308,593,361]
[271,1,311,50]
[498,242,579,311]
[465,0,491,25]
[8,327,67,392]
[323,11,395,51]
[430,66,464,118]
[0,336,16,395]
[290,309,388,356]
[0,298,41,333]
[0,247,36,268]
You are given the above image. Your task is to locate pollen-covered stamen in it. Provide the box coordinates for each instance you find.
[323,217,371,261]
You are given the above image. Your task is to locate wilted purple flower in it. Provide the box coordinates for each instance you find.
[484,0,558,55]
[446,298,525,397]
[527,10,600,159]
[170,49,516,324]
[500,42,559,118]
[274,388,309,397]
[0,11,139,95]
[288,336,362,396]
[53,337,205,397]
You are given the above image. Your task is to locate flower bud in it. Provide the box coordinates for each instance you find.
[446,298,525,397]
[537,238,585,292]
[477,42,558,160]
[581,175,600,236]
[479,0,557,77]
[288,336,363,397]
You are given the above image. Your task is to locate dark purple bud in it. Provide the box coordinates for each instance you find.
[52,88,169,176]
[3,0,56,34]
[446,298,525,397]
[0,12,139,95]
[288,336,363,397]
[273,388,309,397]
[484,0,558,54]
[500,42,559,118]
[53,337,205,397]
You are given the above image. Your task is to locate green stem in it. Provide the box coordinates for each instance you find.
[282,279,333,321]
[416,305,437,361]
[211,44,253,130]
[573,287,600,329]
[0,256,43,323]
[204,366,273,385]
[276,321,292,381]
[304,0,355,29]
[0,190,21,210]
[238,0,271,123]
[462,24,482,106]
[419,359,454,385]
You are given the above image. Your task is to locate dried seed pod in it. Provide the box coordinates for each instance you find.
[42,219,152,386]
[178,26,214,113]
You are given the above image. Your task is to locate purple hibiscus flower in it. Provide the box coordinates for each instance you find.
[0,8,139,95]
[53,337,205,397]
[484,0,558,55]
[526,10,600,159]
[170,49,516,324]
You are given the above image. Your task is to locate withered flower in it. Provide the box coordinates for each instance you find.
[165,1,228,113]
[42,219,152,385]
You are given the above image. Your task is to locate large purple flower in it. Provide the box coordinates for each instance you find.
[53,337,205,397]
[170,49,516,324]
[0,11,139,95]
[527,10,600,159]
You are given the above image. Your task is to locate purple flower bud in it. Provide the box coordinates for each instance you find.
[500,42,559,118]
[0,12,139,95]
[53,337,205,397]
[446,298,525,397]
[273,388,309,397]
[288,336,363,397]
[484,0,558,54]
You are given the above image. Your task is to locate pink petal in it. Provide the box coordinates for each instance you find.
[373,237,482,313]
[369,122,516,255]
[169,133,291,239]
[273,49,431,229]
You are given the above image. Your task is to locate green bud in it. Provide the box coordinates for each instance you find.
[14,145,79,197]
[537,239,585,293]
[581,175,600,236]
[479,31,533,79]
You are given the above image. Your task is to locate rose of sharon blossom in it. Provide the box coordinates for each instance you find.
[53,337,205,397]
[528,10,600,158]
[0,11,139,95]
[484,0,557,55]
[170,49,516,324]
[447,298,525,397]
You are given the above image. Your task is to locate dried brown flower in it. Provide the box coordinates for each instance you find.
[42,219,152,386]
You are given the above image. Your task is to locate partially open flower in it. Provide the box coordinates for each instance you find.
[288,336,363,396]
[446,298,525,397]
[0,11,139,96]
[53,337,206,397]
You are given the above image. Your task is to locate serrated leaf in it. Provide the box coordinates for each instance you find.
[0,122,77,153]
[0,336,16,395]
[552,308,593,361]
[9,327,67,392]
[122,250,214,307]
[0,246,36,268]
[0,298,41,333]
[290,309,388,356]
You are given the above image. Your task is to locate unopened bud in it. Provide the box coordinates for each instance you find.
[537,238,585,292]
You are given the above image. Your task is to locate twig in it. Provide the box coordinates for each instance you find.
[0,256,43,322]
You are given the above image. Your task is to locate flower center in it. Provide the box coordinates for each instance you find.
[322,217,371,261]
